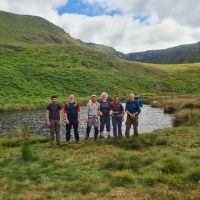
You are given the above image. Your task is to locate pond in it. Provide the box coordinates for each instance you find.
[0,104,173,139]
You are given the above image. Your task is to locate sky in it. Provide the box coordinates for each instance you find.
[1,0,200,53]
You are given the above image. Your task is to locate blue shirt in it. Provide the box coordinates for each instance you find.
[125,100,141,113]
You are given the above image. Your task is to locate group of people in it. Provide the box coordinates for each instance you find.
[46,93,143,146]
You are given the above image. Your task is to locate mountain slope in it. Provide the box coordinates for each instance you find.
[0,11,200,111]
[0,10,80,45]
[78,41,125,59]
[126,42,200,64]
[84,40,200,64]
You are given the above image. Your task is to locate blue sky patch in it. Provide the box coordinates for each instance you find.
[134,15,150,25]
[57,0,121,16]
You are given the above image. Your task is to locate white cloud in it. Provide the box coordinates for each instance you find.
[84,0,200,27]
[0,0,200,53]
[58,13,200,53]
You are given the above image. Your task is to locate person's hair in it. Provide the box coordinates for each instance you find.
[101,92,108,98]
[69,95,75,99]
[51,95,57,99]
[114,96,120,103]
[129,93,134,97]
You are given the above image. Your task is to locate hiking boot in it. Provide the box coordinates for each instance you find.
[65,141,69,145]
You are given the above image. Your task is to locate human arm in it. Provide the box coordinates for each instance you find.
[125,102,134,118]
[46,110,51,126]
[59,105,62,126]
[77,103,81,124]
[63,104,70,124]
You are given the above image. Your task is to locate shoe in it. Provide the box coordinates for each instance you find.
[107,135,111,139]
[76,140,80,144]
[65,141,69,145]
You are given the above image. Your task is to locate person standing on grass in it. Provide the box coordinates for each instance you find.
[46,96,62,147]
[125,93,141,137]
[110,96,125,139]
[135,95,144,108]
[64,95,81,144]
[85,95,100,142]
[99,92,111,139]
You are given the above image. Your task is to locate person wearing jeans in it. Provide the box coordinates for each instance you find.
[110,96,124,138]
[64,95,80,143]
[99,92,111,139]
[125,93,141,137]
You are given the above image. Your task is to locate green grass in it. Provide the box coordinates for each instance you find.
[1,11,200,111]
[1,125,200,199]
[1,10,200,200]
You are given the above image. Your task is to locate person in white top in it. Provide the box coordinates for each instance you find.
[85,95,100,142]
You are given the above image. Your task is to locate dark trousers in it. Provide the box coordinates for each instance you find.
[125,115,139,137]
[112,116,123,138]
[86,125,99,140]
[66,121,79,142]
[100,115,111,132]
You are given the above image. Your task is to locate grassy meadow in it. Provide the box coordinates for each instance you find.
[0,118,200,199]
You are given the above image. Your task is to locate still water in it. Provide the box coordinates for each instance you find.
[0,105,173,139]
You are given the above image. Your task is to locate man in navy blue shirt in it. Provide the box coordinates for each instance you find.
[64,95,81,143]
[125,93,141,137]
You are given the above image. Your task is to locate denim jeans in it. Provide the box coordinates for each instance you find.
[100,115,111,132]
[112,115,123,138]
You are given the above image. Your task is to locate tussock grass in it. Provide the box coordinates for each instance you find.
[174,108,200,126]
[0,126,47,147]
[0,125,200,199]
[187,168,200,184]
[21,142,35,162]
[105,133,168,150]
[156,157,185,174]
[110,170,135,187]
[149,95,200,111]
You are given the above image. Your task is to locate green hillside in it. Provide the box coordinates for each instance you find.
[0,11,200,111]
[126,42,200,64]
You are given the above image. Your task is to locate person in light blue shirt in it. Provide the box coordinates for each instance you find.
[125,93,141,137]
